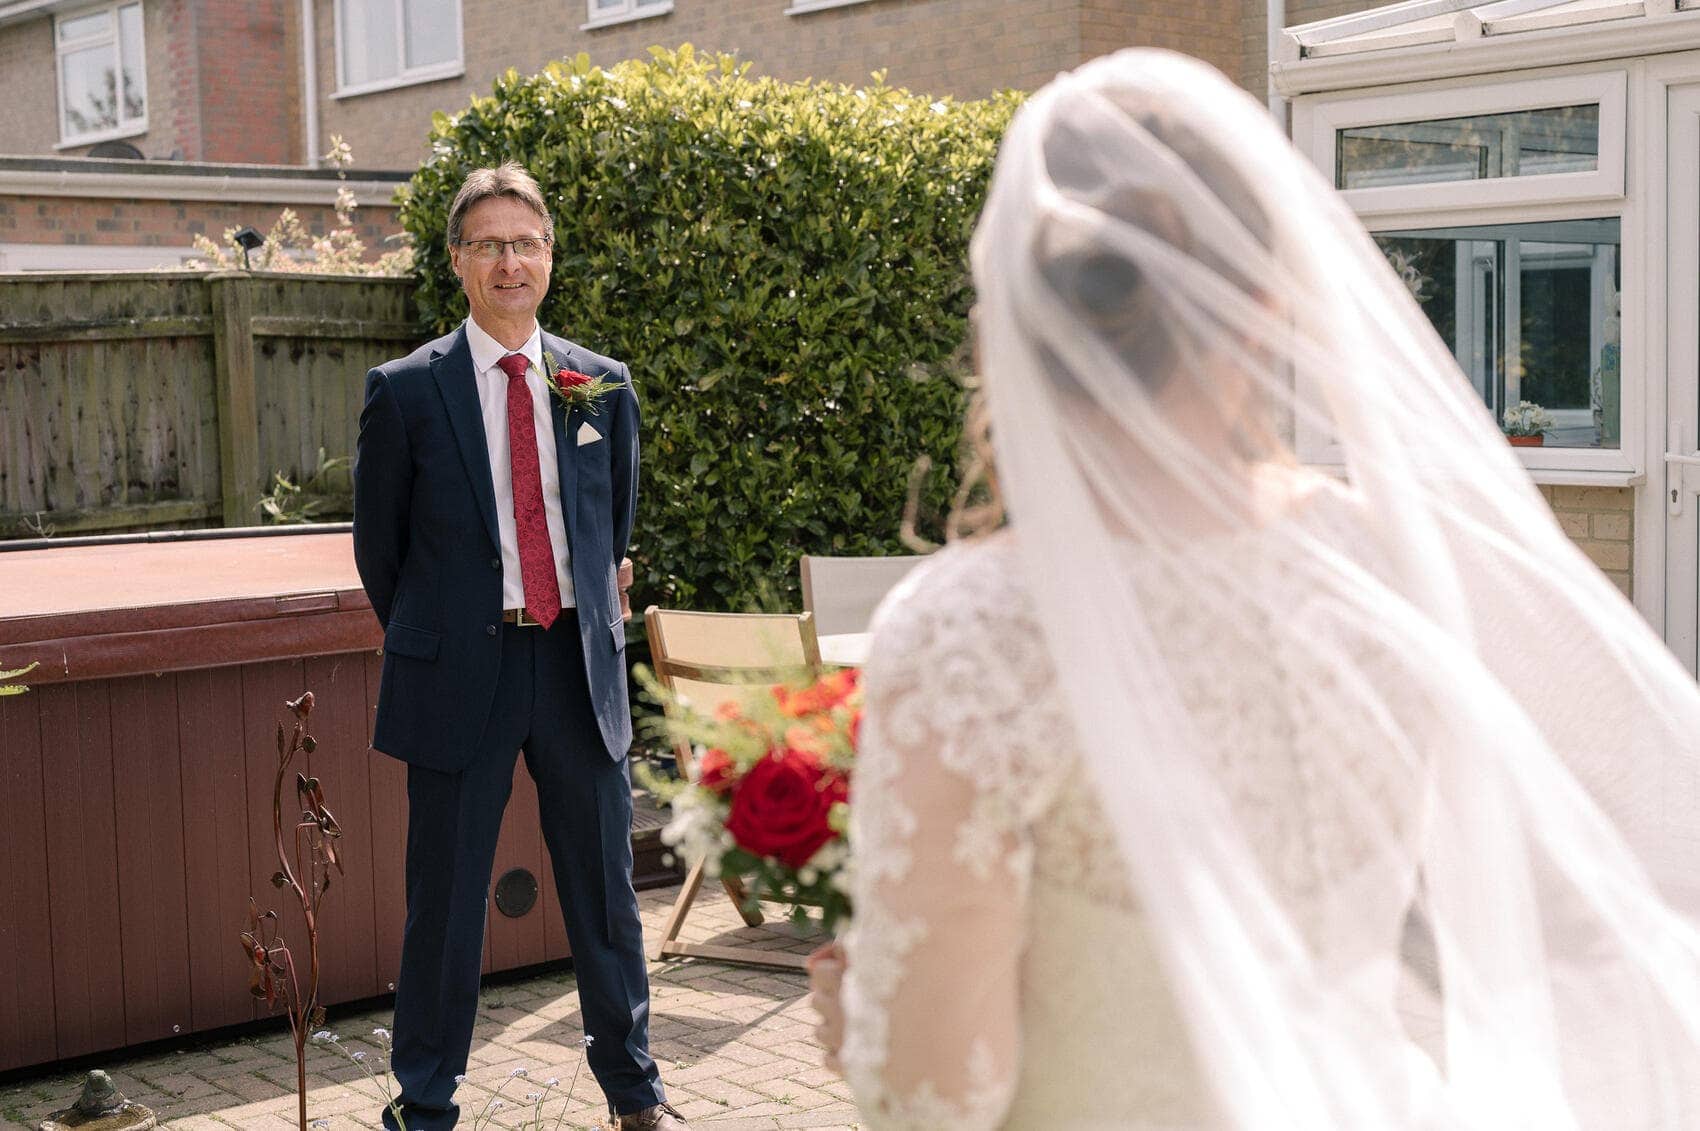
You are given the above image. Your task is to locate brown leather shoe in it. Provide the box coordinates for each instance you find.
[608,1101,687,1129]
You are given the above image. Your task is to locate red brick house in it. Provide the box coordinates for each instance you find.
[0,0,1380,269]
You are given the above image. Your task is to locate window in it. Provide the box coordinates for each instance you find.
[1294,69,1634,480]
[1374,218,1622,449]
[336,0,462,97]
[56,2,146,146]
[1305,72,1625,216]
[1339,104,1600,190]
[583,0,670,27]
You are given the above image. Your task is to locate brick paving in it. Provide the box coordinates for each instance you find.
[0,885,1446,1131]
[0,882,855,1131]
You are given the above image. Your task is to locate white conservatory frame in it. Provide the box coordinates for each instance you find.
[1273,0,1700,655]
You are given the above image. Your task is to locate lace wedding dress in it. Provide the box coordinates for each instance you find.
[839,484,1434,1130]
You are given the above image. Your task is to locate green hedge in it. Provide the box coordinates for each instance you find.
[399,46,1020,612]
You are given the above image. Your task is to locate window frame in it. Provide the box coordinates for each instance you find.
[55,0,148,148]
[580,0,672,31]
[1293,69,1639,484]
[1306,70,1627,217]
[332,0,465,101]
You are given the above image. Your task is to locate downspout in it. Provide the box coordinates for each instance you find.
[300,0,320,167]
[1267,0,1286,127]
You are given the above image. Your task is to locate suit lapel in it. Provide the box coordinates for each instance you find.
[544,333,580,543]
[431,327,501,552]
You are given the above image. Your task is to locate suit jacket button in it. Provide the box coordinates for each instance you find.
[486,624,497,636]
[490,558,500,570]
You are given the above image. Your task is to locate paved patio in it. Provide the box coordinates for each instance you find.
[0,882,854,1131]
[0,879,1446,1131]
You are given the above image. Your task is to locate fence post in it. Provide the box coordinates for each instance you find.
[208,271,259,527]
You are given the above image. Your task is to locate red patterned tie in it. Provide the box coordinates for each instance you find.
[496,352,561,629]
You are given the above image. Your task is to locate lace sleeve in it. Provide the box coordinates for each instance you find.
[839,541,1071,1130]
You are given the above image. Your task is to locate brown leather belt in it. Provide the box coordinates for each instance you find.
[501,608,544,626]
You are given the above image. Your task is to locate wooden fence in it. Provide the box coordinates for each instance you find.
[0,271,422,538]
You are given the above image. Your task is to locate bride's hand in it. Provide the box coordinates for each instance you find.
[806,941,847,1074]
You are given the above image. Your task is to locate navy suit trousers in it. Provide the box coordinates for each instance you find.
[382,612,662,1130]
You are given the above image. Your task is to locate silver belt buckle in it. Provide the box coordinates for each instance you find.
[514,606,540,627]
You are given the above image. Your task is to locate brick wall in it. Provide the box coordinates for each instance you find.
[0,19,58,155]
[191,0,301,164]
[1542,485,1634,598]
[1128,0,1240,84]
[0,1,299,164]
[0,194,400,255]
[0,3,191,160]
[315,0,1092,170]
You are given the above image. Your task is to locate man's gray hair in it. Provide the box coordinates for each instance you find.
[445,162,554,245]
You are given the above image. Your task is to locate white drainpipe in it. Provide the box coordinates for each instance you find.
[1267,0,1287,126]
[300,0,321,167]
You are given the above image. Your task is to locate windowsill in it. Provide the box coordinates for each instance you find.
[1525,466,1645,487]
[580,2,672,30]
[54,121,147,151]
[785,0,874,12]
[332,61,464,101]
[1304,460,1644,488]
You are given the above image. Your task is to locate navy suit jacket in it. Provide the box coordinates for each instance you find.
[352,324,639,771]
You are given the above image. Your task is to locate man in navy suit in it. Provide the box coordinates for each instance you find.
[354,163,684,1130]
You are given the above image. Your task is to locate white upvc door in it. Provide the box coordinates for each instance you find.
[1664,85,1700,672]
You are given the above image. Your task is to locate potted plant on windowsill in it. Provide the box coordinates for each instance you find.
[1503,400,1555,447]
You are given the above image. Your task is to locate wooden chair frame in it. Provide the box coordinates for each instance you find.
[644,606,823,971]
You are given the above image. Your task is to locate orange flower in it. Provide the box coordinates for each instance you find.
[696,748,737,795]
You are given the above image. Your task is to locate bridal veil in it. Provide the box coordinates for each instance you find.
[971,48,1700,1129]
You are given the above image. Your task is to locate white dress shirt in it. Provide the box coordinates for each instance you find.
[464,316,576,609]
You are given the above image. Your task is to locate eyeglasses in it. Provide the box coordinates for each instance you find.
[454,236,553,261]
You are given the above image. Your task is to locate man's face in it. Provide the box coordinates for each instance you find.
[450,195,552,329]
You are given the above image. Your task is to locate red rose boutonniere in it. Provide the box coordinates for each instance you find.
[543,351,618,416]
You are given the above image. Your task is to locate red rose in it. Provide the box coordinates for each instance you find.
[724,747,848,868]
[696,748,737,795]
[556,368,593,390]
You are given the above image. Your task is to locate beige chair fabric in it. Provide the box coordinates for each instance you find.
[644,605,823,971]
[799,554,927,636]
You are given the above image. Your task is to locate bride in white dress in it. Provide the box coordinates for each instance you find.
[811,49,1700,1130]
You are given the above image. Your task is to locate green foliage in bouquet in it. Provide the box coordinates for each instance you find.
[399,45,1020,613]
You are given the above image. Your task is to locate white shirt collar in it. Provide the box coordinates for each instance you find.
[465,317,543,377]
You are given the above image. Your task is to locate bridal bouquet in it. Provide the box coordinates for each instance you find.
[642,666,861,931]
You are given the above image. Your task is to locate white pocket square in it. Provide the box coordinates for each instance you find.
[576,421,603,446]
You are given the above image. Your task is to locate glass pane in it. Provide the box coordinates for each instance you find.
[1339,105,1599,189]
[1374,217,1621,449]
[118,3,145,122]
[594,0,625,11]
[403,0,456,69]
[61,42,120,137]
[340,0,399,86]
[58,9,111,43]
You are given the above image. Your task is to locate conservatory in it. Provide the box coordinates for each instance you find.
[1275,0,1700,672]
